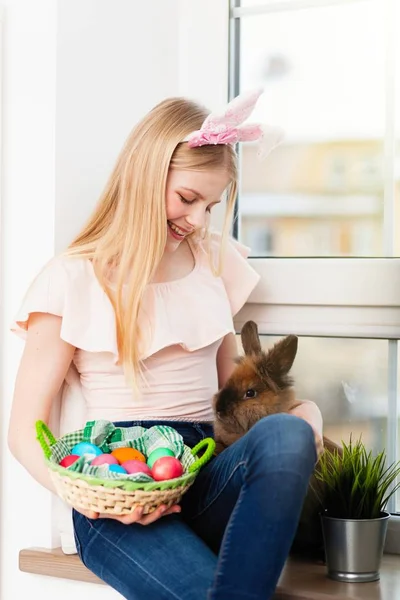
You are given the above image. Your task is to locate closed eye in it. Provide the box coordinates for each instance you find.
[178,194,195,205]
[179,194,216,214]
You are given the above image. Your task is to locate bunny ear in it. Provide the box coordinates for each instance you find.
[203,88,264,130]
[257,125,285,160]
[265,335,298,377]
[236,124,264,142]
[241,321,262,356]
[236,123,285,155]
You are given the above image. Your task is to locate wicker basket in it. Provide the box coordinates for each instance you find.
[36,420,215,516]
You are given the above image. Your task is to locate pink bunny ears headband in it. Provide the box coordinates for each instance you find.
[182,88,284,159]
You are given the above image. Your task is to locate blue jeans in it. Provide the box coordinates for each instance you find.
[73,414,317,600]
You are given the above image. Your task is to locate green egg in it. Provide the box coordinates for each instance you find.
[147,447,175,468]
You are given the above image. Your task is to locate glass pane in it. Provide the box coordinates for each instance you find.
[237,0,392,257]
[235,334,400,509]
[250,336,389,453]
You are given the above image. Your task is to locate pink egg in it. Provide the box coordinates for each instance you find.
[60,454,80,468]
[121,460,153,476]
[91,454,119,466]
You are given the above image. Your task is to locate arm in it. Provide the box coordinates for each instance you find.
[8,312,76,493]
[8,312,180,525]
[216,332,238,388]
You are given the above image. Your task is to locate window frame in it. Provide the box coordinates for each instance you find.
[183,0,400,549]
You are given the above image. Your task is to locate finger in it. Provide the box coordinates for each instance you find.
[99,505,144,524]
[138,504,169,526]
[162,505,181,517]
[138,504,181,526]
[76,508,100,520]
[118,506,145,525]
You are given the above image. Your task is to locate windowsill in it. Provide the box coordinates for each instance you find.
[19,548,400,598]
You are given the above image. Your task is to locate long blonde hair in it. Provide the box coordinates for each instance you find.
[66,97,238,386]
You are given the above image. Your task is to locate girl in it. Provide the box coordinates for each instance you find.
[8,90,322,600]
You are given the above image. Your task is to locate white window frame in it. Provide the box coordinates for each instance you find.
[180,0,400,551]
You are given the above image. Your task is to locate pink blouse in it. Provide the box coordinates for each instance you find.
[11,233,260,424]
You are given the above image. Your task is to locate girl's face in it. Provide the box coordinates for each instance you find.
[165,168,230,248]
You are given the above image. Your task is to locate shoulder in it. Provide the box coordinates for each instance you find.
[45,254,94,281]
[11,255,112,344]
[194,230,260,316]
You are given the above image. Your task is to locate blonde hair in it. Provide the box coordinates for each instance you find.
[66,97,238,387]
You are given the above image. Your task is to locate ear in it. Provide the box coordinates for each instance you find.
[241,321,262,356]
[266,335,298,377]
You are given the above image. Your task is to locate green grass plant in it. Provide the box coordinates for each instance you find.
[315,437,400,519]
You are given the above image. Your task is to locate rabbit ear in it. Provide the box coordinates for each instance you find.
[265,335,298,377]
[241,321,262,356]
[203,88,263,129]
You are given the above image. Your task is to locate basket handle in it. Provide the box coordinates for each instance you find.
[35,420,57,460]
[188,437,216,473]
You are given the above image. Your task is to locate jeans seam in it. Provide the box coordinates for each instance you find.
[213,480,246,593]
[84,522,183,600]
[190,460,247,521]
[73,529,83,559]
[210,464,263,600]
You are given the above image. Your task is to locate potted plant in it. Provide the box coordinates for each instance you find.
[315,436,400,583]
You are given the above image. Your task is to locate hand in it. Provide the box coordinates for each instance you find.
[75,503,181,525]
[289,400,324,460]
[312,432,324,460]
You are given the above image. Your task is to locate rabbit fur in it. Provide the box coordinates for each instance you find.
[212,320,341,556]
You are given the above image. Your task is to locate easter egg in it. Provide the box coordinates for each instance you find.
[147,447,175,469]
[91,454,118,466]
[109,464,128,474]
[111,447,146,464]
[151,457,183,481]
[71,442,103,458]
[121,460,153,476]
[60,454,80,468]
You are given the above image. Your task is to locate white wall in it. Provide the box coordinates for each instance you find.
[1,1,58,598]
[0,0,184,598]
[54,0,180,252]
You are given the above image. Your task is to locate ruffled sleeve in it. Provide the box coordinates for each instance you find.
[11,257,119,359]
[209,232,260,316]
[11,258,68,339]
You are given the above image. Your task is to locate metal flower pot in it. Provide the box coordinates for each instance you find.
[321,512,390,582]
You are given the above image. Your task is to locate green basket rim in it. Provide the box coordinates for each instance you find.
[46,453,198,492]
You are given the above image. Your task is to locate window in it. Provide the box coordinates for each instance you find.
[183,0,399,546]
[229,0,400,531]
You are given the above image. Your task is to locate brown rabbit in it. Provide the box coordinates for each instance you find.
[213,320,341,557]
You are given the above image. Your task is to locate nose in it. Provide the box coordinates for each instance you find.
[185,205,208,231]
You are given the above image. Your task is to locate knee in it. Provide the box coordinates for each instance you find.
[245,414,317,470]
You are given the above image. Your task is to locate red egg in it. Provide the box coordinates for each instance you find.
[60,454,80,468]
[151,457,183,481]
[122,460,153,476]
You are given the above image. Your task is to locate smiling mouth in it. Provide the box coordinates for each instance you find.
[167,221,190,238]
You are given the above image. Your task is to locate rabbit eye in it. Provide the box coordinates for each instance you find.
[244,389,257,399]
